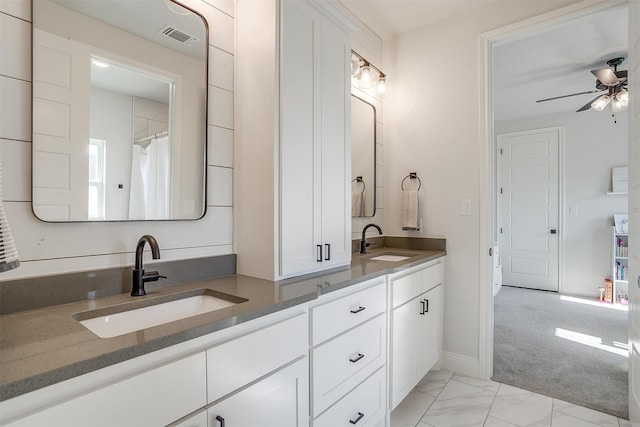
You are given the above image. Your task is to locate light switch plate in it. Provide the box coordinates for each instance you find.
[461,198,472,216]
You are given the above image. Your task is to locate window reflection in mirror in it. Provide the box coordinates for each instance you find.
[32,0,207,221]
[351,95,376,217]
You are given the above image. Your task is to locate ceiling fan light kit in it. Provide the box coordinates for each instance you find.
[536,57,629,115]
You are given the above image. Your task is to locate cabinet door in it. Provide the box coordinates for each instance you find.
[280,0,351,277]
[319,12,351,269]
[208,358,309,427]
[419,284,443,375]
[390,296,421,410]
[280,0,322,277]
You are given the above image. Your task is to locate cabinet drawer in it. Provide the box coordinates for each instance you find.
[391,262,443,308]
[423,261,443,292]
[207,313,308,403]
[391,269,422,309]
[312,313,386,416]
[5,353,206,427]
[313,367,386,427]
[312,280,385,345]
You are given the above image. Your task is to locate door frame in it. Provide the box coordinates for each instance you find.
[477,0,628,380]
[497,126,564,294]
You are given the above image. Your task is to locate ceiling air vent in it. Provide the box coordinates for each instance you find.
[159,25,198,46]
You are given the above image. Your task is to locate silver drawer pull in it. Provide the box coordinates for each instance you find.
[349,353,365,363]
[350,412,365,424]
[350,306,366,314]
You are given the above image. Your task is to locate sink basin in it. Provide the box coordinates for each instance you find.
[369,254,412,262]
[75,289,247,338]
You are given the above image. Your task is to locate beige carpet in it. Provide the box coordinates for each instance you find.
[492,285,629,419]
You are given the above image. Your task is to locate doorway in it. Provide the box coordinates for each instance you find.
[479,0,630,414]
[498,128,561,292]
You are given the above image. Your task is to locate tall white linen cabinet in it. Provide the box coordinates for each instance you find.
[236,0,357,281]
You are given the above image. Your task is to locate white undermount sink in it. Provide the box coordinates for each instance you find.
[75,290,247,338]
[369,254,412,262]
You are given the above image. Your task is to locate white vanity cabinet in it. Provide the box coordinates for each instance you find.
[1,311,309,427]
[389,261,444,410]
[2,352,207,427]
[235,0,357,281]
[310,278,388,427]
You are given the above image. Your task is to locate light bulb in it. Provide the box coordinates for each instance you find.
[357,65,378,89]
[616,90,628,107]
[351,58,361,77]
[377,76,386,94]
[612,93,627,112]
[591,95,611,111]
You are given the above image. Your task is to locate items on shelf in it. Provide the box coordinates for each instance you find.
[616,291,629,305]
[615,237,628,257]
[615,262,628,281]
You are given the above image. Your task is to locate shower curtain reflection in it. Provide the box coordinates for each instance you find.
[129,135,170,219]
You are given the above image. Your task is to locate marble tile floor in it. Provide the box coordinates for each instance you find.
[391,369,631,427]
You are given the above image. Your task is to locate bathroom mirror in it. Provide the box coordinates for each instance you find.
[351,95,376,217]
[32,0,207,221]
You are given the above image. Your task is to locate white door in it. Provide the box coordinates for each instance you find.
[32,29,91,220]
[627,0,640,422]
[499,128,560,292]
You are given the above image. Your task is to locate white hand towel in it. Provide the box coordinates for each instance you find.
[401,190,420,230]
[352,191,364,217]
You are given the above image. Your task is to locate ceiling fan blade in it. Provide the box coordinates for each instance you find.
[591,68,619,86]
[536,90,603,103]
[576,94,606,112]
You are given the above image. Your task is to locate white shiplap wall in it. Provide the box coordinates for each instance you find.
[0,0,235,280]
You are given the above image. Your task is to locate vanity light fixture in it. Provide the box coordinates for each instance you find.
[351,50,387,95]
[0,160,20,272]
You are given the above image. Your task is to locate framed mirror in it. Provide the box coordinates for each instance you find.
[351,95,376,217]
[32,0,208,221]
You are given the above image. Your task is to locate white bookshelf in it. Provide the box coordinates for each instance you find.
[611,226,629,305]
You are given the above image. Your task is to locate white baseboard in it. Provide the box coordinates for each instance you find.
[441,351,483,379]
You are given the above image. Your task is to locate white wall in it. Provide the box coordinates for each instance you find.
[496,109,628,298]
[0,0,234,280]
[383,0,579,375]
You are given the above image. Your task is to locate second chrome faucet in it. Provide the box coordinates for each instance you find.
[131,235,166,296]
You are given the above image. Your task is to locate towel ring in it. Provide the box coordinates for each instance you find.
[352,176,366,194]
[401,172,421,191]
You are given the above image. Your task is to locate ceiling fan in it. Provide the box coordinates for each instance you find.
[536,57,629,113]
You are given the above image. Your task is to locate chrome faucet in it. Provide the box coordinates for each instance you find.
[360,223,383,254]
[131,235,166,296]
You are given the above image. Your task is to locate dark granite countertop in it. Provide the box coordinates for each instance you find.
[0,244,445,401]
